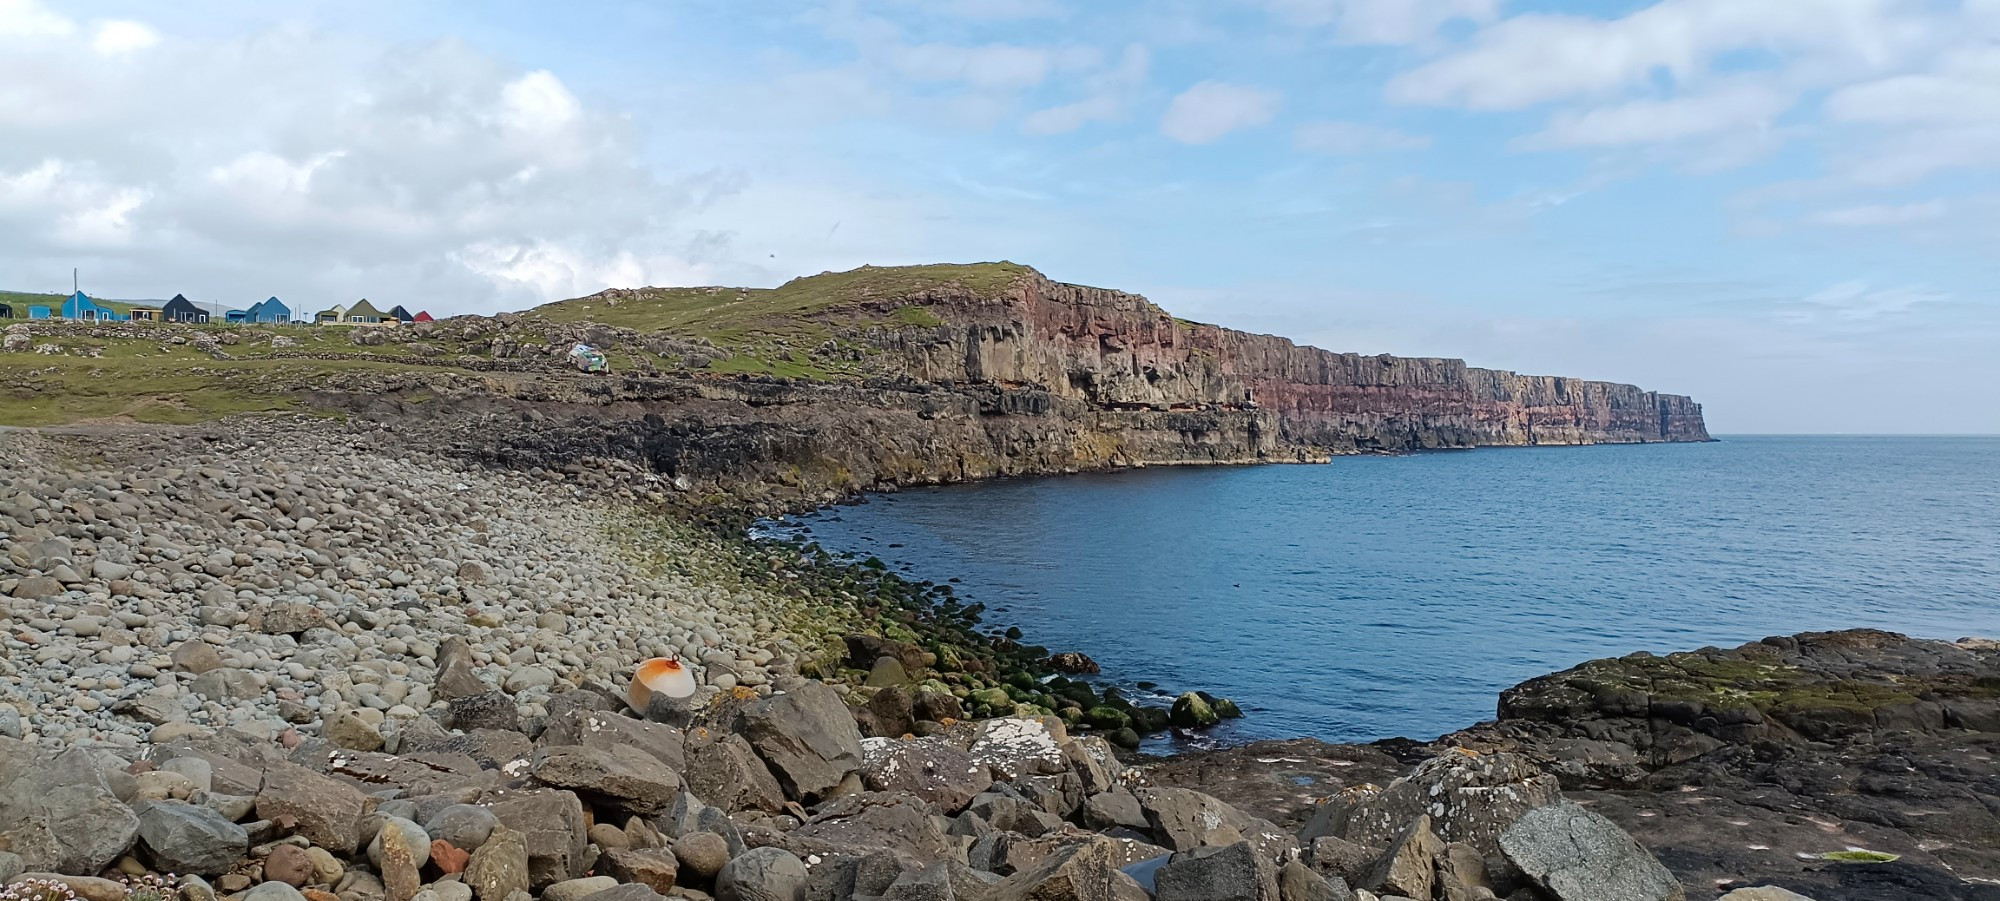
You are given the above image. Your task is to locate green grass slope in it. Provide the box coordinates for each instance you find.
[533,262,1029,342]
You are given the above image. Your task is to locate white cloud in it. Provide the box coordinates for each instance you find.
[1388,0,1941,110]
[1161,82,1281,144]
[1826,46,2000,125]
[0,24,734,311]
[1786,281,1945,323]
[1022,43,1149,134]
[91,19,158,55]
[1293,120,1430,153]
[1520,82,1793,148]
[1806,200,1948,226]
[1252,0,1499,44]
[0,0,72,37]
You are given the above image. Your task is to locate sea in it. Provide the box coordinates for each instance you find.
[761,436,2000,747]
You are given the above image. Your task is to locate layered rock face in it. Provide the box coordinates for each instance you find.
[305,265,1705,504]
[855,272,1709,452]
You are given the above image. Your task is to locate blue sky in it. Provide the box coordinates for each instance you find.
[3,0,1997,433]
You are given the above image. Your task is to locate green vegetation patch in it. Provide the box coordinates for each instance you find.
[0,328,499,427]
[532,262,1029,344]
[1823,850,1900,863]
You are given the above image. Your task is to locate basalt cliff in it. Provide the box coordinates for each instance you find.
[326,263,1706,506]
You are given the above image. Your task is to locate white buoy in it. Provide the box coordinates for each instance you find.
[627,656,698,713]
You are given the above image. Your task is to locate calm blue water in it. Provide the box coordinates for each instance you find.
[766,437,2000,746]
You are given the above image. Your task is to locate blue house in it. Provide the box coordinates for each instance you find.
[28,306,52,320]
[62,291,106,321]
[224,309,248,323]
[244,297,291,324]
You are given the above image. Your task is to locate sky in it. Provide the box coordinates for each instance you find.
[2,0,1998,434]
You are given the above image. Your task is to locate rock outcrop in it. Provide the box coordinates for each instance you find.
[293,264,1706,511]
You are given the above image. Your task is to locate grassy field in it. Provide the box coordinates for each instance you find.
[0,326,488,426]
[533,262,1027,340]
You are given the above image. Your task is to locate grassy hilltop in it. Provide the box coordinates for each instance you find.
[0,263,1034,427]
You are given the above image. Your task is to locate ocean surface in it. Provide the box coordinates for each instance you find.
[762,436,2000,747]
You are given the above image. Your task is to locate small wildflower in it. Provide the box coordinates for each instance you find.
[0,878,80,901]
[120,873,176,901]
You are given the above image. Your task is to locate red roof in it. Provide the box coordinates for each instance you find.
[413,311,434,322]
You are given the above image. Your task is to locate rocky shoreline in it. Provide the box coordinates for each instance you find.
[3,418,1994,901]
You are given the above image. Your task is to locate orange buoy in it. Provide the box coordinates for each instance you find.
[627,656,697,712]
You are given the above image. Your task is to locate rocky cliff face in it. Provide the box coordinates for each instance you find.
[305,265,1705,506]
[848,271,1709,452]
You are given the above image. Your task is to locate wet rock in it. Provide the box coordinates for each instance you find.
[1170,694,1219,729]
[1499,801,1683,901]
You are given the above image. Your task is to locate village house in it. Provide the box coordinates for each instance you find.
[161,295,210,323]
[315,303,349,324]
[343,298,390,325]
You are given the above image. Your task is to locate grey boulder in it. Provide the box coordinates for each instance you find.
[716,846,810,901]
[1500,801,1685,901]
[133,800,248,875]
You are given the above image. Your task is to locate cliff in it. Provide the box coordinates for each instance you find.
[840,268,1709,450]
[1,263,1707,506]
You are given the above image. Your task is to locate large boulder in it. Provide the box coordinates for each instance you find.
[966,717,1070,781]
[1500,801,1685,901]
[684,732,787,815]
[1153,841,1279,901]
[715,847,809,901]
[734,681,864,803]
[537,710,686,773]
[987,837,1151,901]
[1136,787,1297,862]
[255,759,375,854]
[480,789,589,887]
[0,747,141,875]
[465,825,531,901]
[133,800,248,875]
[859,737,994,815]
[1333,751,1559,858]
[1361,815,1440,900]
[790,792,955,864]
[530,745,681,815]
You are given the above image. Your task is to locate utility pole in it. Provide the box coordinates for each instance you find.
[73,268,78,294]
